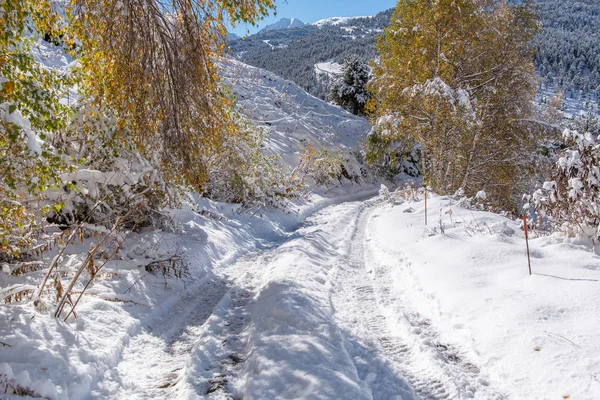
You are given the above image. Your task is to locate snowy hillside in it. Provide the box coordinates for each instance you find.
[259,17,305,33]
[363,190,600,399]
[222,59,371,171]
[312,16,373,27]
[314,61,343,77]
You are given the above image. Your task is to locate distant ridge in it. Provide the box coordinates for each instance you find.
[226,31,240,41]
[259,18,305,33]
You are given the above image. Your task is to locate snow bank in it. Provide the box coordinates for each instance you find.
[0,199,276,398]
[368,193,600,399]
[0,189,385,398]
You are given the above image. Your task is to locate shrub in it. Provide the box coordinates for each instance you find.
[296,144,344,187]
[204,118,303,210]
[526,113,600,239]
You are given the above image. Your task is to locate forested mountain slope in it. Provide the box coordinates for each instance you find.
[535,0,600,100]
[229,10,391,99]
[231,0,600,104]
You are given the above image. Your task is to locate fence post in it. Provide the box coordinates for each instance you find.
[424,186,428,226]
[523,214,532,276]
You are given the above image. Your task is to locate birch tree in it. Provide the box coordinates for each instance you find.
[367,0,541,207]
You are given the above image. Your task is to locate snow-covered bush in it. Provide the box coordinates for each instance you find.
[366,122,420,178]
[47,102,176,232]
[296,144,344,187]
[205,120,303,210]
[0,1,280,262]
[527,113,600,239]
[379,184,391,203]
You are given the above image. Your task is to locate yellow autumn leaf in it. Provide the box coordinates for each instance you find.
[2,81,15,96]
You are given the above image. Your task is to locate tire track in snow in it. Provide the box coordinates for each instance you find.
[101,198,378,399]
[102,248,273,400]
[101,276,232,399]
[331,204,506,400]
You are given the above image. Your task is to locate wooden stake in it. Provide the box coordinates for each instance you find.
[523,214,532,276]
[424,185,428,226]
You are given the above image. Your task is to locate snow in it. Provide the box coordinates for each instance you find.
[60,169,127,198]
[5,183,600,398]
[312,16,372,27]
[0,194,364,399]
[225,202,386,399]
[221,58,371,171]
[368,192,600,399]
[314,61,343,76]
[0,103,42,154]
[537,86,599,118]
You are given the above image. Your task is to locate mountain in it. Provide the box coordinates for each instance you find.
[227,31,240,41]
[259,17,305,33]
[534,0,600,101]
[230,9,393,99]
[231,2,600,107]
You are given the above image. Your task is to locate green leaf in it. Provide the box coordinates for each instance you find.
[8,104,16,114]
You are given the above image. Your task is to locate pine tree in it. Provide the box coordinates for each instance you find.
[367,0,541,208]
[330,55,371,115]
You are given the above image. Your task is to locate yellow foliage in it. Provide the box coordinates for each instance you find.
[68,0,275,190]
[368,0,540,207]
[0,0,276,260]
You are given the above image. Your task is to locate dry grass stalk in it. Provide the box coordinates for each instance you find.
[55,208,135,320]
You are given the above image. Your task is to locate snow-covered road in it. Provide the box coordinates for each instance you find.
[5,193,599,398]
[100,198,510,399]
[331,204,503,400]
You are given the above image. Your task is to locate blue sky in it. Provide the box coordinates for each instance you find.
[229,0,397,36]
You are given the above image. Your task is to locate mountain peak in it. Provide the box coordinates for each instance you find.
[259,18,305,33]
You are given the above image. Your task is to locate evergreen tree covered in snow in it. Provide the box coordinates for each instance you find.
[330,55,371,115]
